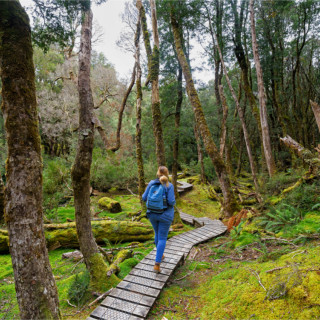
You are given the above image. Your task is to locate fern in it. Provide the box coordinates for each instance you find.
[258,204,302,233]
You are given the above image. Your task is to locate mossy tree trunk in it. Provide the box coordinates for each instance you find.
[250,0,276,177]
[134,12,146,203]
[170,5,239,218]
[194,123,206,184]
[0,175,4,224]
[0,2,61,318]
[137,0,166,166]
[71,4,118,291]
[172,67,183,200]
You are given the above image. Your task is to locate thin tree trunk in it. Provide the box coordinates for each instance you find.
[134,13,146,203]
[170,5,239,218]
[108,65,136,152]
[214,33,261,198]
[219,85,228,157]
[172,67,183,199]
[310,100,320,133]
[71,6,118,291]
[194,123,206,184]
[0,175,4,224]
[250,0,276,177]
[137,0,166,166]
[0,2,61,318]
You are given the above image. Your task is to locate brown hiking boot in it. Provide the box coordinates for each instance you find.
[161,255,165,262]
[154,263,161,274]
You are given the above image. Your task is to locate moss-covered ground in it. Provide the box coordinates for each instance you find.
[0,188,194,319]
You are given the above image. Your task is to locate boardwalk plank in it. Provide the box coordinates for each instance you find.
[110,288,156,307]
[117,281,160,298]
[89,200,229,319]
[124,274,165,290]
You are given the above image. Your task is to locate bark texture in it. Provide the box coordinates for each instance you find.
[71,6,117,291]
[137,0,166,166]
[250,0,276,177]
[170,6,239,218]
[134,12,146,203]
[0,2,60,318]
[172,67,183,200]
[0,175,4,224]
[194,123,206,184]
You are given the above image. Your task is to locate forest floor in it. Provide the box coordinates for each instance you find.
[1,172,320,319]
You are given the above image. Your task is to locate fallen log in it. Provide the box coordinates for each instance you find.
[107,249,132,277]
[0,220,153,254]
[280,135,320,174]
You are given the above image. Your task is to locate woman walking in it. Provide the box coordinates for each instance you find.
[142,166,176,273]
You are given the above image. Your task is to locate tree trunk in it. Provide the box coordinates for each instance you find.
[0,2,61,318]
[71,6,118,291]
[134,12,146,203]
[214,31,261,199]
[0,175,4,224]
[194,123,206,184]
[170,5,239,218]
[172,67,183,199]
[137,0,166,166]
[310,100,320,133]
[218,85,228,157]
[250,0,276,177]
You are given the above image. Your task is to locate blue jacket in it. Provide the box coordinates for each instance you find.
[142,179,176,222]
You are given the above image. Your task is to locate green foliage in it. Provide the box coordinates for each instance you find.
[68,271,90,307]
[284,181,320,212]
[262,171,302,196]
[90,148,139,191]
[258,204,303,233]
[42,156,72,212]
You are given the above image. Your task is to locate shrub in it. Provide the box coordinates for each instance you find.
[42,156,72,212]
[67,271,90,307]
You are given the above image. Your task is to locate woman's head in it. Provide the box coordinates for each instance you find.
[157,166,169,187]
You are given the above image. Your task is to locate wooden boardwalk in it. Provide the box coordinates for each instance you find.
[87,209,227,320]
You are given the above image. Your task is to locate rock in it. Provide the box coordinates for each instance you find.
[98,197,122,213]
[62,250,83,261]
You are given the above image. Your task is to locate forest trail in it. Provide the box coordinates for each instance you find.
[87,185,227,320]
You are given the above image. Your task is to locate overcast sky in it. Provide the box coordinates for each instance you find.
[20,0,213,84]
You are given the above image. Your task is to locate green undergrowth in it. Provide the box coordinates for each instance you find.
[176,183,221,220]
[149,240,320,320]
[0,223,191,319]
[46,193,142,223]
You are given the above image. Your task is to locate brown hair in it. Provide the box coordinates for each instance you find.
[157,166,169,187]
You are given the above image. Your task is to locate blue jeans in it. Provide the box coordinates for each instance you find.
[148,214,171,263]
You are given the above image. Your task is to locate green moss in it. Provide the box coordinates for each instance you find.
[118,257,139,279]
[98,197,122,213]
[88,253,119,292]
[150,45,159,81]
[151,245,320,319]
